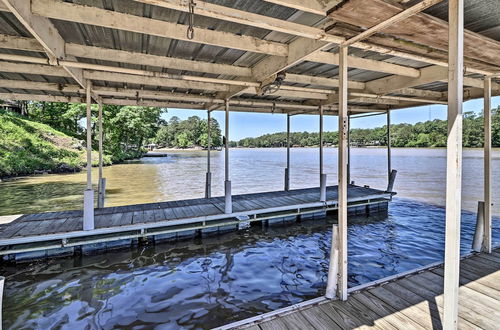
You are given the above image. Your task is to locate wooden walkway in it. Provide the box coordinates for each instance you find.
[221,249,500,330]
[0,185,391,255]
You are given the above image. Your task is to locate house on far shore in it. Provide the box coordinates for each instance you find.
[146,143,157,151]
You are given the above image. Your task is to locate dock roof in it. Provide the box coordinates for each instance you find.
[0,0,499,115]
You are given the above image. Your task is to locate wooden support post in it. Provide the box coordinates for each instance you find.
[483,76,492,253]
[285,113,291,191]
[83,80,94,230]
[205,109,212,199]
[347,115,351,184]
[331,45,348,301]
[443,0,463,328]
[386,111,392,181]
[224,99,232,214]
[319,105,326,202]
[97,102,105,208]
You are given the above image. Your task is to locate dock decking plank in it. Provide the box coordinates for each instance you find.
[300,306,342,330]
[258,317,289,330]
[431,266,500,295]
[395,277,480,330]
[132,210,145,224]
[368,286,436,329]
[351,292,425,330]
[404,272,499,328]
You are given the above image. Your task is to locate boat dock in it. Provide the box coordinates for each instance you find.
[0,185,391,261]
[218,248,500,330]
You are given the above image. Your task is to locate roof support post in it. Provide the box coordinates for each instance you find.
[319,105,326,202]
[387,110,392,184]
[483,76,492,253]
[443,0,464,328]
[205,110,212,199]
[0,275,4,327]
[347,115,351,184]
[326,45,349,300]
[337,45,349,301]
[83,80,95,230]
[285,113,291,191]
[97,102,106,208]
[224,99,232,214]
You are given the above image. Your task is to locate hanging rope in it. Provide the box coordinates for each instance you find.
[187,0,196,40]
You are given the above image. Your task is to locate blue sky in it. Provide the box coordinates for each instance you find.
[162,96,500,141]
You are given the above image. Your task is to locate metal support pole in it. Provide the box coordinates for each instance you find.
[387,110,392,184]
[205,110,212,199]
[83,80,95,230]
[483,76,492,253]
[443,0,463,328]
[285,113,291,191]
[97,102,106,209]
[224,99,232,214]
[326,45,348,301]
[319,105,326,202]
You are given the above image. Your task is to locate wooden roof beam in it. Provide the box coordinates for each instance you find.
[2,33,417,83]
[342,0,444,47]
[260,0,338,16]
[32,0,288,56]
[1,0,85,88]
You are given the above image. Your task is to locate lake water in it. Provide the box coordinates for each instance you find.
[2,147,500,216]
[1,148,499,329]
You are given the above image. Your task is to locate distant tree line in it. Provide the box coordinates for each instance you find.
[154,116,223,148]
[233,107,500,148]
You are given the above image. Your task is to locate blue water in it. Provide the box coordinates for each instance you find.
[1,197,498,329]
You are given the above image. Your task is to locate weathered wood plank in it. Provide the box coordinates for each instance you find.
[350,292,426,330]
[278,311,314,330]
[368,286,435,329]
[259,317,289,330]
[407,272,500,327]
[430,267,500,300]
[132,210,145,224]
[58,217,82,232]
[385,281,478,330]
[300,305,343,330]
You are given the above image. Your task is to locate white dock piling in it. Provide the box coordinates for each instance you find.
[325,225,339,299]
[320,174,327,202]
[472,201,485,252]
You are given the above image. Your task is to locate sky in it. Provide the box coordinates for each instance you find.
[162,96,500,141]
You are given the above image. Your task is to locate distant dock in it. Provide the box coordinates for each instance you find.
[0,185,391,261]
[143,152,168,157]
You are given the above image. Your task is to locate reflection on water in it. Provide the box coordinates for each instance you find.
[2,199,499,329]
[1,148,499,216]
[1,148,499,329]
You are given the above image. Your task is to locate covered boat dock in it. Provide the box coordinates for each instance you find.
[0,0,499,328]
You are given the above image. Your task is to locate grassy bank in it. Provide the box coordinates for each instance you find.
[0,111,113,178]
